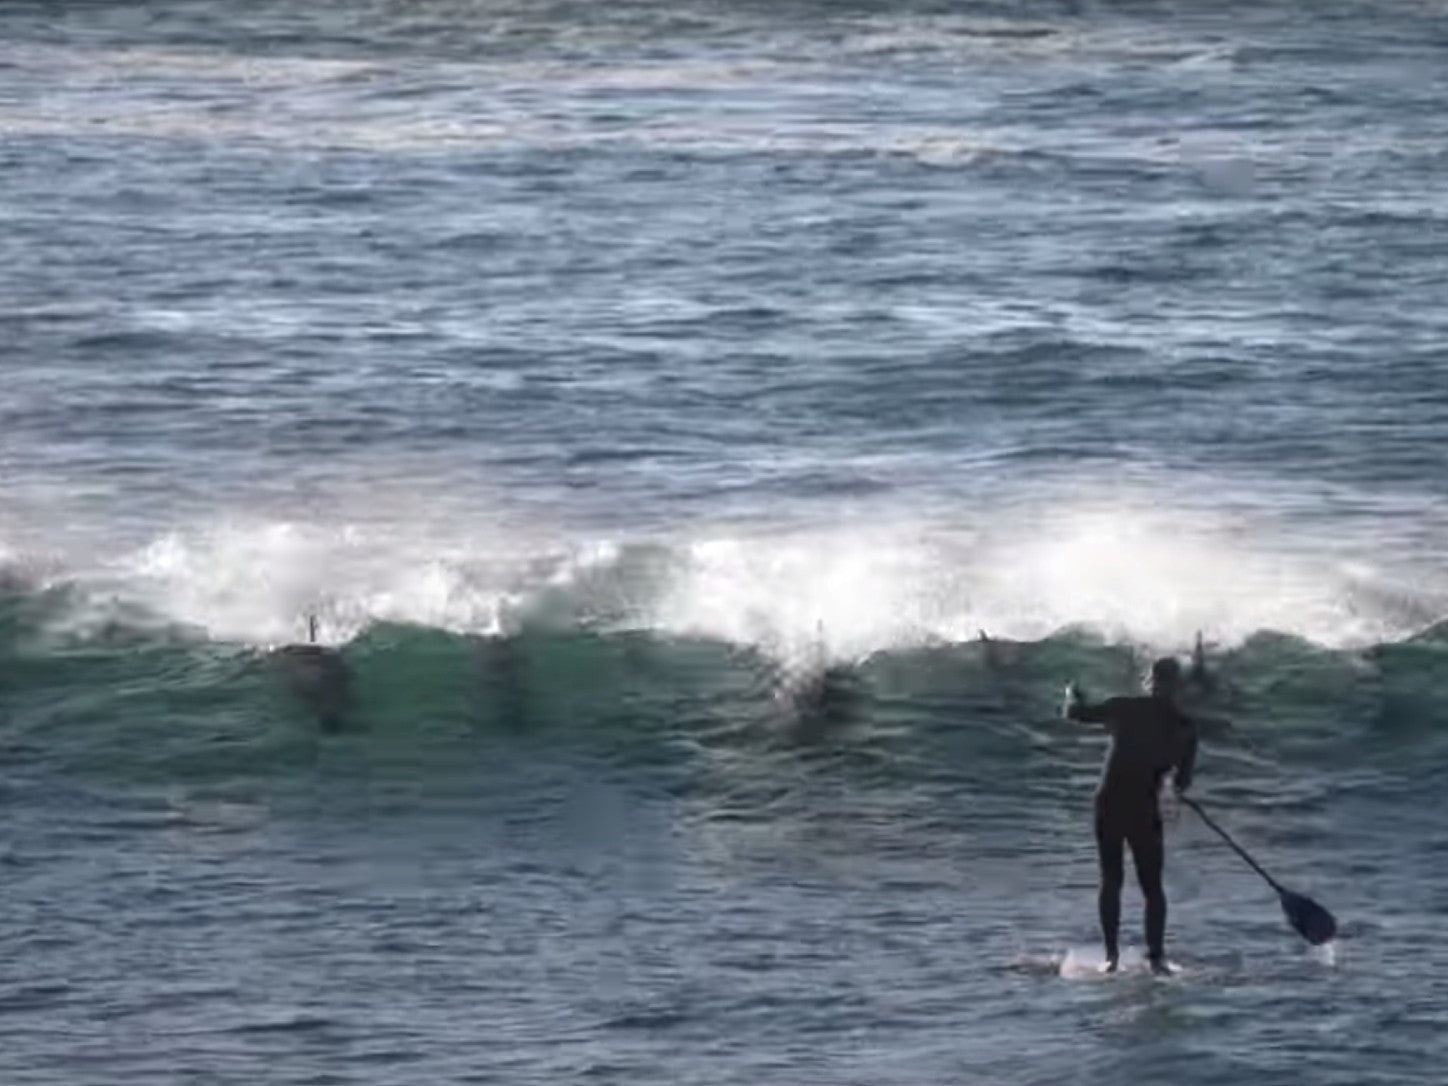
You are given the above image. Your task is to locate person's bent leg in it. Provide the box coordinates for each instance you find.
[1095,815,1125,970]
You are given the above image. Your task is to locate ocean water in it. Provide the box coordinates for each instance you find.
[3,1,1448,1082]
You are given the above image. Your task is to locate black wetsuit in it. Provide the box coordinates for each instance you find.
[1067,693,1197,965]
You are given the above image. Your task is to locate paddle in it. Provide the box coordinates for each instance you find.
[1180,795,1338,946]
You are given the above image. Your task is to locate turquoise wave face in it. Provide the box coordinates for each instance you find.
[7,580,1448,792]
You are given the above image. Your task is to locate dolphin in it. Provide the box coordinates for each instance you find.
[771,622,868,740]
[270,615,352,732]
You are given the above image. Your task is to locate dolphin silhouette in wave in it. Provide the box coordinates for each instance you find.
[269,614,352,733]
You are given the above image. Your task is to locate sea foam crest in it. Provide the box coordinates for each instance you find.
[651,500,1429,659]
[9,494,1441,657]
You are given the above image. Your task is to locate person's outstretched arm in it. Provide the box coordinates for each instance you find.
[1063,683,1119,726]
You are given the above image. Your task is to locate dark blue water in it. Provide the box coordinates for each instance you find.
[3,2,1447,1082]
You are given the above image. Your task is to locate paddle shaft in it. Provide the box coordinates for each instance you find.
[1180,796,1287,896]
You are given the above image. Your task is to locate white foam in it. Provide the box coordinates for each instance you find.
[651,523,946,666]
[5,482,1442,655]
[1058,945,1184,980]
[1059,945,1126,979]
[957,502,1402,649]
[23,510,507,646]
[650,495,1435,663]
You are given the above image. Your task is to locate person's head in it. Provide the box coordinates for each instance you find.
[1148,655,1181,699]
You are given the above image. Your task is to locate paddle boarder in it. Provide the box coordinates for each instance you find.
[1064,655,1199,975]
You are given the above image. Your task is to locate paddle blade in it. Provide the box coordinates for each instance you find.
[1280,890,1337,945]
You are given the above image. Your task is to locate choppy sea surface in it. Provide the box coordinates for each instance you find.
[3,2,1448,1082]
